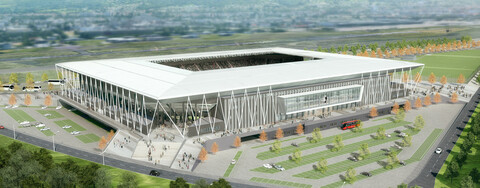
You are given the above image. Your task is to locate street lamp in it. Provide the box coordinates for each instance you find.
[342,181,346,188]
[13,123,16,140]
[52,131,60,151]
[100,149,106,165]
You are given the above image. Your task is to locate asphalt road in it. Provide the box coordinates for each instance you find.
[0,128,264,188]
[409,87,480,187]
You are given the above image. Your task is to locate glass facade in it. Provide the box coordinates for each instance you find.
[279,85,363,114]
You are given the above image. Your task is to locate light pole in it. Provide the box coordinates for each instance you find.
[13,123,16,140]
[342,181,346,188]
[52,131,60,151]
[100,150,106,165]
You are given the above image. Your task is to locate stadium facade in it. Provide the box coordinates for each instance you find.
[56,48,423,138]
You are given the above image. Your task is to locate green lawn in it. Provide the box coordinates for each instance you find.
[76,133,101,144]
[223,151,243,177]
[435,103,480,188]
[251,136,306,149]
[4,109,36,122]
[250,177,312,188]
[251,128,417,174]
[0,134,171,187]
[54,119,87,132]
[256,120,410,160]
[413,49,480,79]
[321,129,443,188]
[37,110,65,119]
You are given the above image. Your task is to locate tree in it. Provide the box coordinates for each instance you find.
[391,102,399,114]
[358,143,370,160]
[316,158,328,174]
[424,95,432,106]
[332,135,344,151]
[210,142,218,154]
[41,73,49,82]
[395,108,406,123]
[24,94,32,106]
[48,83,54,91]
[353,121,363,133]
[25,73,34,88]
[415,97,422,108]
[210,178,231,188]
[58,72,63,79]
[440,75,448,85]
[414,72,421,83]
[9,94,16,106]
[376,127,386,139]
[458,74,465,85]
[78,163,101,186]
[345,167,357,184]
[402,135,412,147]
[369,107,378,118]
[107,130,115,142]
[413,115,425,131]
[434,92,441,103]
[397,183,408,188]
[170,177,190,188]
[45,167,77,188]
[8,142,23,153]
[296,123,304,135]
[44,95,52,106]
[98,136,107,150]
[451,92,458,103]
[272,140,282,153]
[95,168,112,188]
[33,148,54,170]
[259,130,267,142]
[310,128,322,143]
[198,147,207,162]
[469,168,480,183]
[461,176,474,188]
[118,171,138,188]
[275,128,284,139]
[457,149,467,165]
[193,179,209,188]
[428,72,436,85]
[9,73,18,84]
[404,100,411,112]
[233,136,241,148]
[291,149,302,163]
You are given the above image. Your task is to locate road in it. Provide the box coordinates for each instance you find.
[409,87,480,187]
[0,128,264,188]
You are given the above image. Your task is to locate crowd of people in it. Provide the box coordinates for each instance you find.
[113,136,132,149]
[177,152,195,170]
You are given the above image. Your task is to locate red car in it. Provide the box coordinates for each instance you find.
[341,120,360,130]
[0,125,4,129]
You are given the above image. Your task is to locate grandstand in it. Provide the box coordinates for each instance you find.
[56,47,423,138]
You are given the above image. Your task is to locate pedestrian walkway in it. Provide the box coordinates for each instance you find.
[132,140,181,166]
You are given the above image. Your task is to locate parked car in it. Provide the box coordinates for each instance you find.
[394,130,402,134]
[35,123,46,128]
[385,133,391,138]
[56,106,62,110]
[0,125,4,129]
[348,157,358,162]
[12,105,18,109]
[273,164,285,171]
[70,131,80,135]
[231,159,236,165]
[41,106,47,109]
[291,142,299,147]
[435,148,442,154]
[40,127,50,131]
[399,161,406,166]
[381,148,391,152]
[62,125,72,129]
[20,121,30,125]
[263,163,273,169]
[149,170,161,176]
[398,132,408,137]
[361,172,372,177]
[4,106,10,109]
[44,114,52,117]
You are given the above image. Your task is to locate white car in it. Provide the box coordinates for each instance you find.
[12,105,18,109]
[273,164,285,171]
[41,106,47,109]
[40,127,50,131]
[56,106,62,110]
[44,114,52,117]
[385,133,391,138]
[19,121,30,125]
[70,131,80,135]
[4,106,10,109]
[35,123,46,128]
[263,163,273,169]
[231,159,236,165]
[435,148,442,154]
[62,125,72,129]
[399,132,408,137]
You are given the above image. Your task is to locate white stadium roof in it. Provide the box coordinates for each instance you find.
[56,47,423,100]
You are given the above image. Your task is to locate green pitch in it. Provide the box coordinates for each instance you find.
[4,109,36,122]
[75,134,101,144]
[36,110,64,119]
[54,119,87,132]
[414,49,480,79]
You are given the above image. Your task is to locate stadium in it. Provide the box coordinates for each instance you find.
[55,47,423,138]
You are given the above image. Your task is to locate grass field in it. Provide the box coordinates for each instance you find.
[75,133,101,144]
[321,129,443,188]
[0,134,171,187]
[251,135,306,149]
[413,49,480,80]
[54,119,87,132]
[251,128,417,174]
[4,109,36,122]
[223,151,243,177]
[37,110,64,119]
[250,177,312,188]
[256,120,410,160]
[435,103,480,188]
